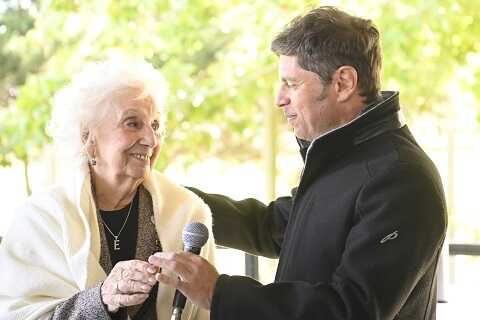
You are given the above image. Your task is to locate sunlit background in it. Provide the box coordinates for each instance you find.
[1,0,479,318]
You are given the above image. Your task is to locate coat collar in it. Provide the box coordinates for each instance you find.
[297,91,405,163]
[293,91,405,196]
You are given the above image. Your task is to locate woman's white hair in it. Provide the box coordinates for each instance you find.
[48,56,168,164]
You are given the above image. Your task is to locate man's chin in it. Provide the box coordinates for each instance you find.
[293,129,308,141]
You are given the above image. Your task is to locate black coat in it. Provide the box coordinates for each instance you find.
[191,91,447,320]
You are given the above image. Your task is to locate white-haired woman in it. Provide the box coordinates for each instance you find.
[0,57,216,320]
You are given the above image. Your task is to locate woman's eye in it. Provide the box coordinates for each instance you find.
[127,121,139,128]
[152,120,159,131]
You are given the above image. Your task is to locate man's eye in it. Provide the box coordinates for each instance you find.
[283,81,296,89]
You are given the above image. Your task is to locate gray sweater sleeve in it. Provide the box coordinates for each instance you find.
[49,282,113,320]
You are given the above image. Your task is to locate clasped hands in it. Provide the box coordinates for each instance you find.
[101,253,219,313]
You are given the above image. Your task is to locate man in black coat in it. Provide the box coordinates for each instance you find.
[149,6,447,320]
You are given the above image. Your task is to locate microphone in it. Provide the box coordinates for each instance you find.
[171,222,209,320]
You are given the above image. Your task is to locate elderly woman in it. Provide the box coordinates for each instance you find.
[0,58,215,319]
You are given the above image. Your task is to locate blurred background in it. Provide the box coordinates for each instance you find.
[0,0,479,318]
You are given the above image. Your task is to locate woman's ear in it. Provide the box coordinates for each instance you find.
[83,131,97,165]
[81,130,89,145]
[82,130,97,146]
[82,131,97,156]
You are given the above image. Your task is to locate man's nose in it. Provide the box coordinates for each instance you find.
[275,88,290,108]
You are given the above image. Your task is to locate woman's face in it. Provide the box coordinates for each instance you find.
[91,89,161,182]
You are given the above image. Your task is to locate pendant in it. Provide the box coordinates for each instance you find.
[114,236,120,251]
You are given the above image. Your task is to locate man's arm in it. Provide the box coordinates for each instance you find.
[164,165,447,319]
[208,164,447,319]
[188,187,293,258]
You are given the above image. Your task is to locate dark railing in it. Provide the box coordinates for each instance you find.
[449,244,480,256]
[245,254,259,279]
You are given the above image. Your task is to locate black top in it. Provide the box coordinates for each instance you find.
[100,191,140,320]
[100,191,140,267]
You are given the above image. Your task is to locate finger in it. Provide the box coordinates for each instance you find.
[117,278,153,294]
[102,294,118,311]
[148,252,194,277]
[122,259,158,275]
[113,260,157,279]
[101,279,117,295]
[155,273,183,289]
[115,293,149,307]
[107,304,119,313]
[152,251,196,262]
[151,253,207,283]
[149,252,192,265]
[122,269,157,286]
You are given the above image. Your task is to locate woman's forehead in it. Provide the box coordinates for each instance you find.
[113,104,159,122]
[110,88,158,117]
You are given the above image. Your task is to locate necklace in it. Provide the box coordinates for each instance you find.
[100,199,134,251]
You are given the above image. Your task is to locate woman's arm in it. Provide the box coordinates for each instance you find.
[50,258,158,319]
[49,283,114,320]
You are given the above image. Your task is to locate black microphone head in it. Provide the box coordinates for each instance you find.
[182,222,209,250]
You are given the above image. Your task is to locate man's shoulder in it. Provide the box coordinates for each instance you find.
[359,127,439,181]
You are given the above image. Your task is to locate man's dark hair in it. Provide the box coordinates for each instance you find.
[271,6,382,103]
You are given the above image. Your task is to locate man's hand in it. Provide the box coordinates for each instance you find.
[148,252,219,310]
[101,260,158,313]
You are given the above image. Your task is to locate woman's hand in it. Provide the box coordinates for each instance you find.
[101,260,158,313]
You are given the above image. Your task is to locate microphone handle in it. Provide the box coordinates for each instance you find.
[172,290,187,311]
[171,245,202,319]
[171,307,182,320]
[185,246,201,255]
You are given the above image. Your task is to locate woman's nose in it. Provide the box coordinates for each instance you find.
[141,125,157,147]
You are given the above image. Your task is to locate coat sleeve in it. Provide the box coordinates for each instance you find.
[209,164,447,320]
[49,283,113,320]
[187,187,293,258]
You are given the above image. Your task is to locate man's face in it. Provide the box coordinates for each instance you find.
[276,55,341,141]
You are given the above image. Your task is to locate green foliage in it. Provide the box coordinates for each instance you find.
[0,3,35,106]
[0,0,479,173]
[375,0,480,119]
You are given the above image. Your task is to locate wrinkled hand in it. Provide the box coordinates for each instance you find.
[101,260,158,313]
[148,252,219,310]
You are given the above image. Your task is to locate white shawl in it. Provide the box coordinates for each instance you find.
[0,165,215,320]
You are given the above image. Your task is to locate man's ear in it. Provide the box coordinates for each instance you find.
[332,65,358,103]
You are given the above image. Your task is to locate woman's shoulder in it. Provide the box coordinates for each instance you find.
[146,170,203,203]
[145,170,212,222]
[2,185,70,246]
[20,165,88,214]
[15,185,71,220]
